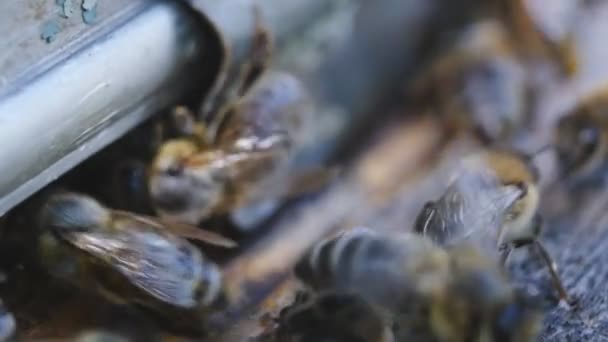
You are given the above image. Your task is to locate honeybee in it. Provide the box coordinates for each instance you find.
[34,191,236,334]
[272,291,394,342]
[409,0,577,144]
[0,300,15,342]
[408,19,532,143]
[148,17,317,225]
[553,90,608,183]
[295,228,541,342]
[413,148,574,305]
[489,0,578,76]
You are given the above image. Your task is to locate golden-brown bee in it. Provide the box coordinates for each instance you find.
[148,19,316,225]
[553,90,608,183]
[34,191,236,334]
[413,148,573,304]
[488,0,578,76]
[272,291,394,342]
[295,227,541,342]
[408,20,532,143]
[0,300,15,342]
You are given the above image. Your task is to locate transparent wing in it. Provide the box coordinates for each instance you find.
[453,170,521,250]
[113,210,237,248]
[59,228,203,308]
[419,158,522,252]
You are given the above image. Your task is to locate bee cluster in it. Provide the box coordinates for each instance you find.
[0,0,607,341]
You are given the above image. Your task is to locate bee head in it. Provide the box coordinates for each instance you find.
[554,110,602,177]
[149,140,225,224]
[39,192,110,233]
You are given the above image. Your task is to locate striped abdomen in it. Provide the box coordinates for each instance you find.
[294,228,442,308]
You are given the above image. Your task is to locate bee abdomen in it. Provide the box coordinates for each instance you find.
[280,291,391,342]
[295,227,410,306]
[294,227,377,290]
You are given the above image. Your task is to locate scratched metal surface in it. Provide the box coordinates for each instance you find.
[0,0,214,215]
[0,0,149,96]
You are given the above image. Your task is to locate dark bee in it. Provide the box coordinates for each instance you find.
[274,291,394,342]
[295,227,541,342]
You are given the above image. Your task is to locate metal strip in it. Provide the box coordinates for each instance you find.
[0,1,205,214]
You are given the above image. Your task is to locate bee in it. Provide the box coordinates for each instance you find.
[408,19,532,144]
[34,191,236,334]
[413,148,574,305]
[272,291,394,342]
[0,300,15,342]
[489,0,578,76]
[409,0,577,144]
[294,228,541,342]
[148,17,319,225]
[553,90,608,183]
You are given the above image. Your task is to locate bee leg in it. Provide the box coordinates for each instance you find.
[169,106,210,146]
[532,239,576,306]
[498,243,512,266]
[236,5,272,97]
[514,215,575,306]
[206,8,272,144]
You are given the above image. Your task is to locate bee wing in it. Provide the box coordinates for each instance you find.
[186,149,283,182]
[157,218,238,248]
[112,210,237,248]
[443,166,522,248]
[59,229,203,308]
